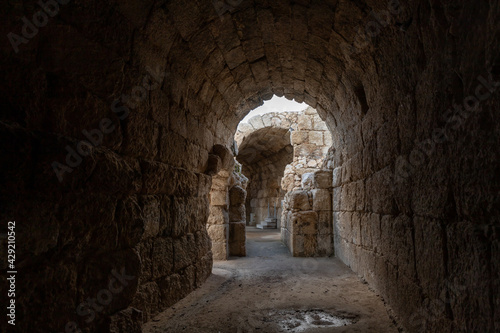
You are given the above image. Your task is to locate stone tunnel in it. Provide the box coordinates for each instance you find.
[1,0,499,332]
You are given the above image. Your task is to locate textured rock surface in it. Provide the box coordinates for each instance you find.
[281,107,333,193]
[236,112,294,227]
[207,152,247,260]
[281,170,334,257]
[236,109,331,228]
[0,0,499,332]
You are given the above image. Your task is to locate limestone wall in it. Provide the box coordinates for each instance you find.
[207,146,248,260]
[281,171,334,257]
[281,107,333,192]
[228,174,248,256]
[235,109,332,229]
[245,172,286,226]
[235,112,296,227]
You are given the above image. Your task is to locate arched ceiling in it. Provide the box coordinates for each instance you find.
[237,127,293,175]
[137,0,412,140]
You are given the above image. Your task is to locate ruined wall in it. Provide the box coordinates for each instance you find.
[281,107,333,192]
[322,3,500,331]
[207,170,231,260]
[281,170,334,257]
[245,172,285,226]
[228,172,248,256]
[235,109,332,228]
[206,145,247,259]
[236,113,296,227]
[1,2,221,330]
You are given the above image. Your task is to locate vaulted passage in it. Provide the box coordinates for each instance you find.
[1,0,499,332]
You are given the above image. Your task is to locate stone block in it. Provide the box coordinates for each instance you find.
[108,307,143,333]
[141,161,173,195]
[313,170,332,189]
[292,211,318,235]
[291,130,308,145]
[194,253,213,287]
[340,183,356,211]
[414,216,445,298]
[303,235,318,257]
[85,150,142,195]
[174,167,200,197]
[317,235,333,256]
[229,205,245,222]
[138,196,161,240]
[158,274,182,309]
[224,46,247,69]
[379,215,397,264]
[131,282,160,322]
[210,189,228,206]
[198,173,212,197]
[212,144,234,170]
[366,167,396,215]
[308,131,324,145]
[262,113,273,127]
[151,237,173,279]
[290,190,311,210]
[312,189,331,211]
[336,212,352,241]
[313,118,328,131]
[205,153,221,176]
[301,172,315,189]
[207,205,228,225]
[229,185,246,205]
[332,187,341,211]
[317,211,332,235]
[122,113,159,160]
[211,175,229,191]
[194,230,212,259]
[173,235,193,271]
[292,235,304,256]
[297,114,312,130]
[332,167,342,187]
[171,197,207,236]
[238,122,253,134]
[355,180,365,211]
[324,133,333,146]
[211,242,228,260]
[229,222,246,256]
[351,212,361,245]
[207,224,228,243]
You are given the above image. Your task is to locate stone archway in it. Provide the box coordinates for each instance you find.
[235,108,334,256]
[235,112,294,228]
[1,0,499,332]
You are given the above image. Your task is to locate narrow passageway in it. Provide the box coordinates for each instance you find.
[143,228,398,333]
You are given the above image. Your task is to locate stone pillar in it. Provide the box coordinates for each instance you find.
[207,172,230,260]
[228,184,247,256]
[281,170,333,257]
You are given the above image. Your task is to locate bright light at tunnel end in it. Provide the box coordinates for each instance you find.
[241,96,308,123]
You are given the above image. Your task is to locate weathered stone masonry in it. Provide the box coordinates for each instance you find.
[235,108,332,229]
[206,145,248,260]
[1,0,499,332]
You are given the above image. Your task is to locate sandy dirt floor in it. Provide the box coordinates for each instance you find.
[142,227,400,333]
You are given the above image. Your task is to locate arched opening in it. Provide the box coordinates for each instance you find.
[205,144,248,260]
[237,125,292,228]
[235,104,334,257]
